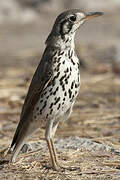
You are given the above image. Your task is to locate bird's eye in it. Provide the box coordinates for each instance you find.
[69,15,76,22]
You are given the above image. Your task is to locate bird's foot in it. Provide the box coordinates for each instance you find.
[43,163,60,171]
[43,160,80,171]
[57,163,81,172]
[43,164,80,172]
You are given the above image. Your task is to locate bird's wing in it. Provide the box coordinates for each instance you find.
[11,47,54,148]
[21,55,53,119]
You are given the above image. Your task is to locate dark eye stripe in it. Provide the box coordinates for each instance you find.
[59,19,66,37]
[60,19,72,38]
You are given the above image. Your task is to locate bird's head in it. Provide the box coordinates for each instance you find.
[46,9,103,47]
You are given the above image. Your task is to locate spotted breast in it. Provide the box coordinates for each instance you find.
[33,47,80,125]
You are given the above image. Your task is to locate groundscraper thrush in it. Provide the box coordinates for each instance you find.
[10,9,103,170]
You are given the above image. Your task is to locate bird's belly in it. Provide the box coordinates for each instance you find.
[33,62,80,122]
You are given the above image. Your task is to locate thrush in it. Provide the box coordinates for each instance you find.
[10,9,103,170]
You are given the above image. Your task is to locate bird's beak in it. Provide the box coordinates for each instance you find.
[84,12,103,21]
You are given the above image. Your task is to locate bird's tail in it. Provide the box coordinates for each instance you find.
[10,124,28,162]
[10,116,38,162]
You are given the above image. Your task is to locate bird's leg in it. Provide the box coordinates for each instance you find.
[50,123,59,165]
[45,120,58,170]
[46,139,58,170]
[50,138,58,165]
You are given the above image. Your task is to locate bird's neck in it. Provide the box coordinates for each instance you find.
[46,33,75,50]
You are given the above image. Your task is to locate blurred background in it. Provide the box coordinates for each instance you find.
[0,0,120,71]
[0,0,120,179]
[0,0,120,156]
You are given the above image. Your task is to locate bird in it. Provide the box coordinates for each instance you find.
[10,9,103,170]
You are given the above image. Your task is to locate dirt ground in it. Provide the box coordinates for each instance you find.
[0,9,120,180]
[0,57,120,179]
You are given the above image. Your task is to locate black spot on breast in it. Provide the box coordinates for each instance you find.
[75,84,78,88]
[56,72,60,78]
[53,51,57,57]
[62,84,65,91]
[60,80,63,86]
[53,57,57,63]
[68,50,71,58]
[65,78,68,84]
[71,58,75,65]
[39,110,42,115]
[75,91,78,95]
[57,57,61,62]
[57,62,61,71]
[62,60,65,64]
[65,73,70,84]
[68,49,74,59]
[77,62,80,69]
[49,88,52,92]
[53,86,59,95]
[49,102,54,109]
[60,74,66,83]
[42,101,47,110]
[68,89,72,99]
[46,95,49,99]
[57,103,61,110]
[54,97,60,105]
[50,92,53,96]
[71,81,75,89]
[64,67,69,73]
[65,38,69,43]
[54,62,61,72]
[54,97,57,101]
[44,91,47,96]
[58,51,64,56]
[68,73,71,79]
[50,109,53,115]
[47,81,52,88]
[78,76,80,83]
[40,99,43,103]
[64,91,67,96]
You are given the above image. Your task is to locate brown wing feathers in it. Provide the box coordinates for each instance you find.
[10,47,53,149]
